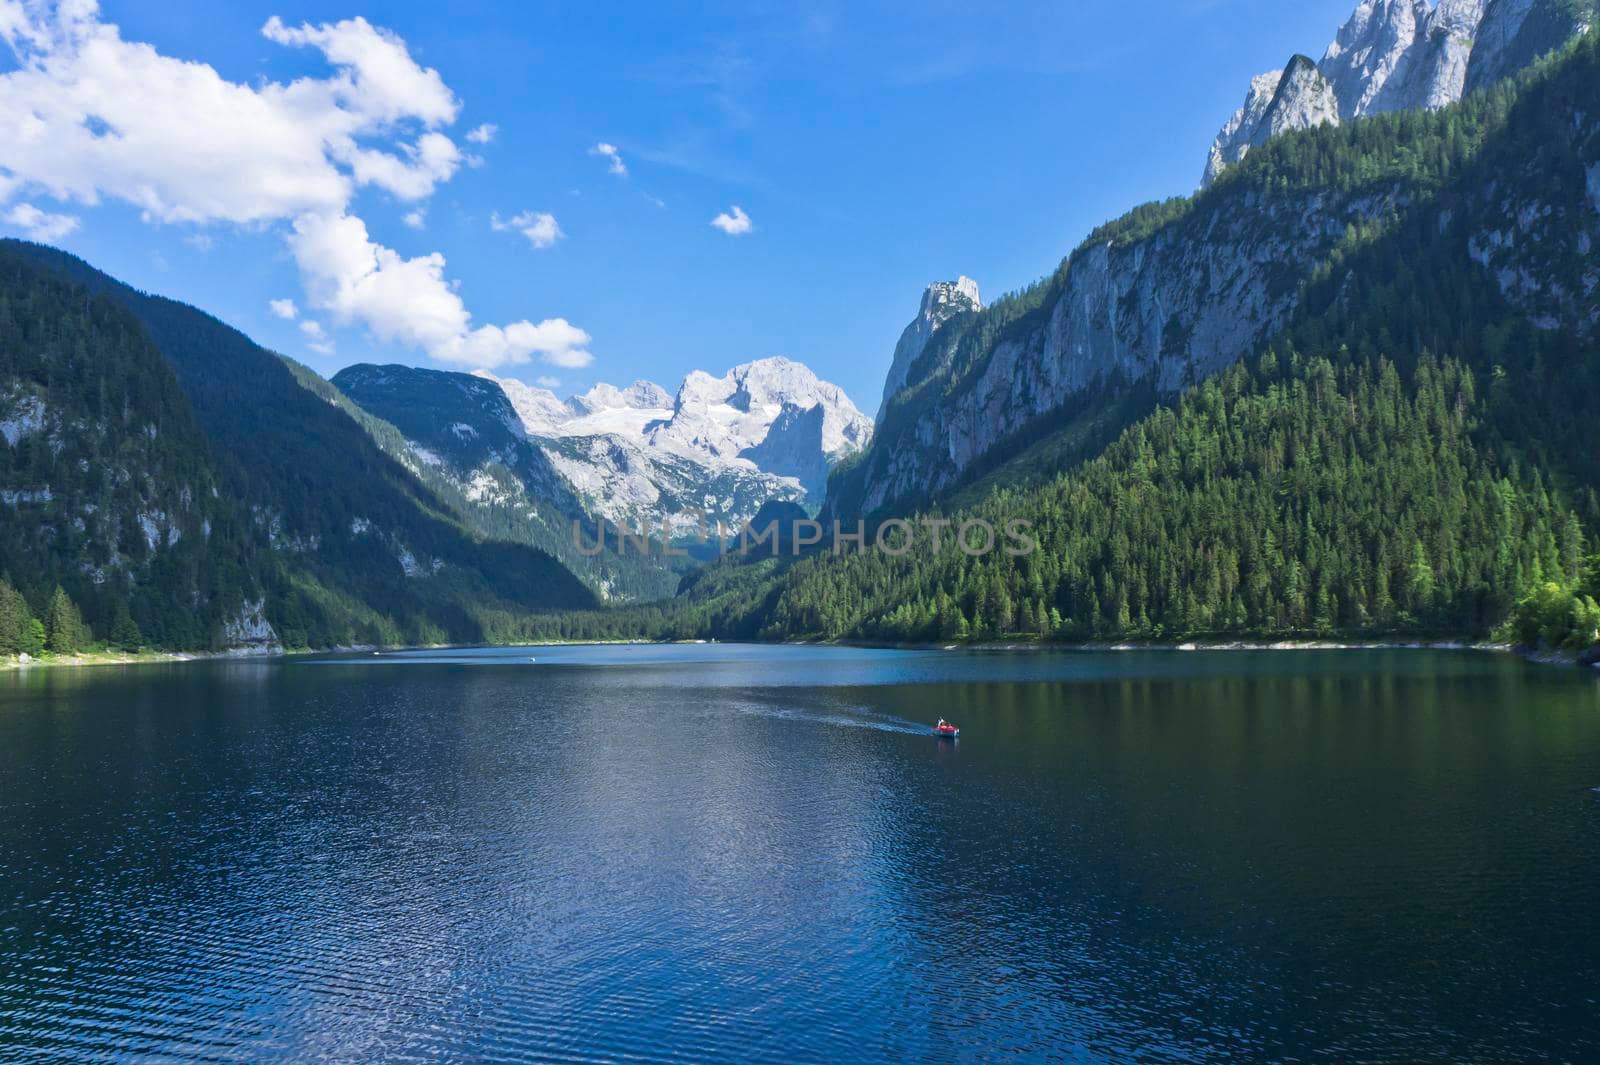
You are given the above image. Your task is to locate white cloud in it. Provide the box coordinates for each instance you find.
[590,141,627,176]
[2,202,79,241]
[491,209,563,249]
[0,3,592,372]
[465,122,496,144]
[535,375,560,388]
[402,208,426,229]
[710,204,752,235]
[268,297,299,320]
[260,15,458,127]
[0,7,462,224]
[290,210,591,368]
[298,318,334,354]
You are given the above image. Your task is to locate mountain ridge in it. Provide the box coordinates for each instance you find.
[467,356,872,534]
[1203,0,1595,185]
[843,26,1599,524]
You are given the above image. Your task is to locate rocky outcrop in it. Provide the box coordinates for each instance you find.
[1255,56,1342,145]
[1204,70,1285,186]
[1203,0,1586,185]
[877,277,982,421]
[220,598,280,655]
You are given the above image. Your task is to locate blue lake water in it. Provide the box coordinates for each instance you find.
[2,644,1598,1062]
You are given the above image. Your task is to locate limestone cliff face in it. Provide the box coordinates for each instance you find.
[855,181,1413,515]
[876,277,982,422]
[1202,0,1588,186]
[1318,0,1433,118]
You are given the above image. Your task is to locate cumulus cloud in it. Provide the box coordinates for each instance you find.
[260,15,458,127]
[402,208,426,229]
[491,209,563,249]
[0,7,462,223]
[590,142,627,176]
[0,2,593,371]
[3,202,79,241]
[710,204,752,235]
[535,375,560,388]
[465,122,496,144]
[290,210,591,368]
[268,297,299,320]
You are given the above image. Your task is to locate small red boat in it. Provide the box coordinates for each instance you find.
[934,719,960,738]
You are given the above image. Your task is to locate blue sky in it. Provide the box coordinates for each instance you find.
[1,0,1357,411]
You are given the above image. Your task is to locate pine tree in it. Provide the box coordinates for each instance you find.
[0,579,31,655]
[45,587,89,655]
[110,605,143,653]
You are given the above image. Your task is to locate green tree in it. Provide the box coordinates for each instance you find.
[110,604,144,653]
[22,618,46,656]
[45,587,90,655]
[0,579,32,655]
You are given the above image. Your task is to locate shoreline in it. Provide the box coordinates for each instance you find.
[7,636,1595,673]
[1,645,283,672]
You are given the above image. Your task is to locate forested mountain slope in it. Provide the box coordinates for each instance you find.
[767,354,1590,643]
[840,29,1600,524]
[0,247,269,651]
[2,240,596,649]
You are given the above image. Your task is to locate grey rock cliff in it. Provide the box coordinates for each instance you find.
[1319,0,1430,119]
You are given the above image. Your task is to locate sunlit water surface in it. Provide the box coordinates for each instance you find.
[2,645,1598,1062]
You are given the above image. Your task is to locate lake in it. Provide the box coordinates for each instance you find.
[2,645,1598,1062]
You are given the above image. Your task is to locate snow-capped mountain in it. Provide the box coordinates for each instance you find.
[1203,0,1594,185]
[479,357,872,535]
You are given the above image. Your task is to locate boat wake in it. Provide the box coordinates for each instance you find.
[732,698,932,736]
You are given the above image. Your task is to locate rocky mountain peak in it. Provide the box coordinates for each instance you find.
[1204,69,1286,186]
[470,358,871,533]
[1202,0,1583,186]
[921,276,981,318]
[571,380,673,415]
[659,356,872,462]
[1256,55,1341,146]
[877,276,984,422]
